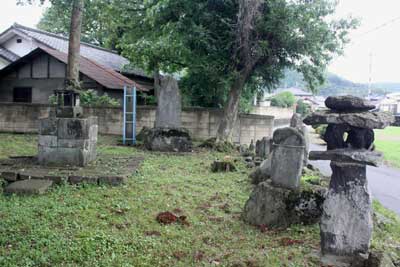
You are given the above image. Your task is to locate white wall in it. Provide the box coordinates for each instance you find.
[3,35,35,57]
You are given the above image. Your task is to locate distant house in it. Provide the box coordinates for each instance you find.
[0,23,153,104]
[379,92,400,115]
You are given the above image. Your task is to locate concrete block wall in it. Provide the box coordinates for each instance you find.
[0,103,277,144]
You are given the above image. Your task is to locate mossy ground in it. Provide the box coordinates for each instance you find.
[0,133,399,267]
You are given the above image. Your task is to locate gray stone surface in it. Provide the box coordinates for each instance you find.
[290,113,309,165]
[0,171,18,182]
[309,149,383,167]
[155,76,182,128]
[255,137,272,159]
[4,179,53,195]
[270,127,305,190]
[144,127,193,152]
[271,144,305,190]
[366,252,396,267]
[38,116,98,166]
[321,162,373,264]
[68,175,98,185]
[325,95,376,112]
[249,157,272,185]
[98,176,127,186]
[273,127,305,146]
[303,110,394,129]
[243,180,325,228]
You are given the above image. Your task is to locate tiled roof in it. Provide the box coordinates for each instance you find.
[0,46,147,91]
[12,23,150,78]
[0,46,19,62]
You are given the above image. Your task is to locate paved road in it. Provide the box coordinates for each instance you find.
[309,143,400,215]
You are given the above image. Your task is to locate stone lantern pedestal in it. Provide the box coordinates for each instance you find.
[38,89,98,167]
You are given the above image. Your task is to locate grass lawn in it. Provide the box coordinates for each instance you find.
[0,133,399,266]
[375,127,400,168]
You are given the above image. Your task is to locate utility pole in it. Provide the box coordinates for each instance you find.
[367,52,373,99]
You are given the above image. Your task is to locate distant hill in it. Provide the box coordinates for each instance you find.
[278,70,400,97]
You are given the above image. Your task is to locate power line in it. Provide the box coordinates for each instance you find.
[355,15,400,38]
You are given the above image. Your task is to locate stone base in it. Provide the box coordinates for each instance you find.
[38,116,98,167]
[243,181,325,228]
[4,179,53,195]
[144,127,193,152]
[321,161,373,261]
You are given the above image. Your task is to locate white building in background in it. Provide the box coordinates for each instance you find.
[379,92,400,115]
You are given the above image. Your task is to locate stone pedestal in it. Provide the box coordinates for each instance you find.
[38,116,98,166]
[320,161,373,266]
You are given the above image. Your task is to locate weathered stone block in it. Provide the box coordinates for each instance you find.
[57,139,89,149]
[57,118,89,139]
[98,176,127,186]
[38,135,58,147]
[4,179,53,195]
[243,180,325,228]
[68,175,98,185]
[321,162,373,265]
[144,127,193,152]
[0,171,18,182]
[271,144,304,190]
[39,117,58,136]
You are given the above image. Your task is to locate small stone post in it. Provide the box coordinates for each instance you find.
[304,95,394,266]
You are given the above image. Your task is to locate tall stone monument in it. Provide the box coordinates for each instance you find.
[304,95,394,266]
[38,90,98,167]
[144,76,192,152]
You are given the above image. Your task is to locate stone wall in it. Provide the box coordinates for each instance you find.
[0,103,275,144]
[250,106,294,119]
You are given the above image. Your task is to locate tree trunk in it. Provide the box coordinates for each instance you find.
[216,72,248,142]
[66,0,84,89]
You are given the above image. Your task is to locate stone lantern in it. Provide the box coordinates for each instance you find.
[304,95,394,266]
[54,89,83,118]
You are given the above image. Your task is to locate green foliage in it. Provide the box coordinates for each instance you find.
[296,99,312,117]
[48,90,120,107]
[270,92,296,108]
[79,90,120,107]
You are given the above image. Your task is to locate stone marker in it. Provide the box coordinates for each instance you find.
[98,176,127,186]
[304,95,395,266]
[4,179,53,195]
[270,127,305,190]
[211,160,236,172]
[155,76,182,128]
[68,175,98,185]
[290,113,309,165]
[255,137,272,159]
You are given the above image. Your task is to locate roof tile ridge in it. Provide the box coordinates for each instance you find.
[13,23,122,56]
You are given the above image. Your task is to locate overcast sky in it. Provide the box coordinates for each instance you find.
[0,0,399,83]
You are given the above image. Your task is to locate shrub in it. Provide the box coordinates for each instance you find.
[296,99,311,117]
[49,90,120,107]
[270,91,296,108]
